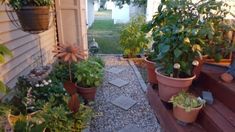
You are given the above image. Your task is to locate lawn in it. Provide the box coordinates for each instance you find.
[88,19,124,54]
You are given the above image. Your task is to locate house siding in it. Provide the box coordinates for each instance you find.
[0,5,57,88]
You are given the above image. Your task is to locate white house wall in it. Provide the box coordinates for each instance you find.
[129,4,145,18]
[86,0,95,27]
[146,0,161,22]
[112,4,130,24]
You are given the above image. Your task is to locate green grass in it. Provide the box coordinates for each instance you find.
[88,19,125,54]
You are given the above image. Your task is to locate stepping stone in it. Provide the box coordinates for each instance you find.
[118,124,144,132]
[111,95,136,110]
[107,67,125,74]
[109,78,129,87]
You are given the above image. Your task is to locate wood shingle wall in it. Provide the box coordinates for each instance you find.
[0,5,57,88]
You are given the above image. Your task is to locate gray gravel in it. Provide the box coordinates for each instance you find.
[90,56,161,132]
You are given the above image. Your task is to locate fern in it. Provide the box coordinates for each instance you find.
[0,44,13,63]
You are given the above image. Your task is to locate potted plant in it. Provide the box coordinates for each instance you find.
[1,0,53,31]
[119,16,149,58]
[75,58,104,101]
[147,0,233,101]
[169,91,205,123]
[144,42,158,85]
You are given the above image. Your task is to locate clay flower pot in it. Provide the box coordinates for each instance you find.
[77,86,97,101]
[155,69,196,102]
[173,104,203,123]
[145,57,158,85]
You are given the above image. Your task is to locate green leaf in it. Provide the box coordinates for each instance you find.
[159,44,170,53]
[0,55,4,63]
[0,81,6,93]
[174,48,182,59]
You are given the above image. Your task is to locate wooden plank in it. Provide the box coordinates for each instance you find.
[200,105,235,132]
[200,71,235,112]
[212,100,235,127]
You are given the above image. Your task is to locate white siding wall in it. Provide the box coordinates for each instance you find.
[0,5,57,88]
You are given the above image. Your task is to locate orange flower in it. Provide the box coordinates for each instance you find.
[53,43,85,62]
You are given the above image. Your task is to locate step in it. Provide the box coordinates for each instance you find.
[197,99,235,132]
[146,85,206,132]
[198,64,235,112]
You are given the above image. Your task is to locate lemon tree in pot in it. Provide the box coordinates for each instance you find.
[169,91,205,123]
[147,0,233,101]
[75,58,104,101]
[2,0,53,31]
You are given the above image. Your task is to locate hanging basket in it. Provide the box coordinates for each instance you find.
[16,6,50,32]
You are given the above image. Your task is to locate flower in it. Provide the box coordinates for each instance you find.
[48,79,52,83]
[44,82,49,86]
[53,43,85,62]
[40,84,44,87]
[35,84,40,87]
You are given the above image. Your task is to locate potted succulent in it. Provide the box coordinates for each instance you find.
[1,0,54,31]
[119,16,149,58]
[74,58,104,101]
[169,91,205,123]
[147,0,233,101]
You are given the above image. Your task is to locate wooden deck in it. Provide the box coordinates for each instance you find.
[147,64,235,132]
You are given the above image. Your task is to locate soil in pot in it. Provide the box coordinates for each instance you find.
[173,104,203,123]
[77,86,96,101]
[145,57,158,85]
[155,69,196,102]
[16,6,50,31]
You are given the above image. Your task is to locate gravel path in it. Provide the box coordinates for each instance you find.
[90,56,160,132]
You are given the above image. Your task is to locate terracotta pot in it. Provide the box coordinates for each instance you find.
[145,57,158,84]
[173,104,203,123]
[16,6,50,31]
[155,69,196,102]
[77,86,96,101]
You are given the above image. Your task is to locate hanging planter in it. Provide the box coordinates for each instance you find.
[2,0,53,32]
[16,6,50,31]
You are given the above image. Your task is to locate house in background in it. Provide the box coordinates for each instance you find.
[146,0,160,22]
[86,0,95,27]
[112,3,145,24]
[105,0,115,10]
